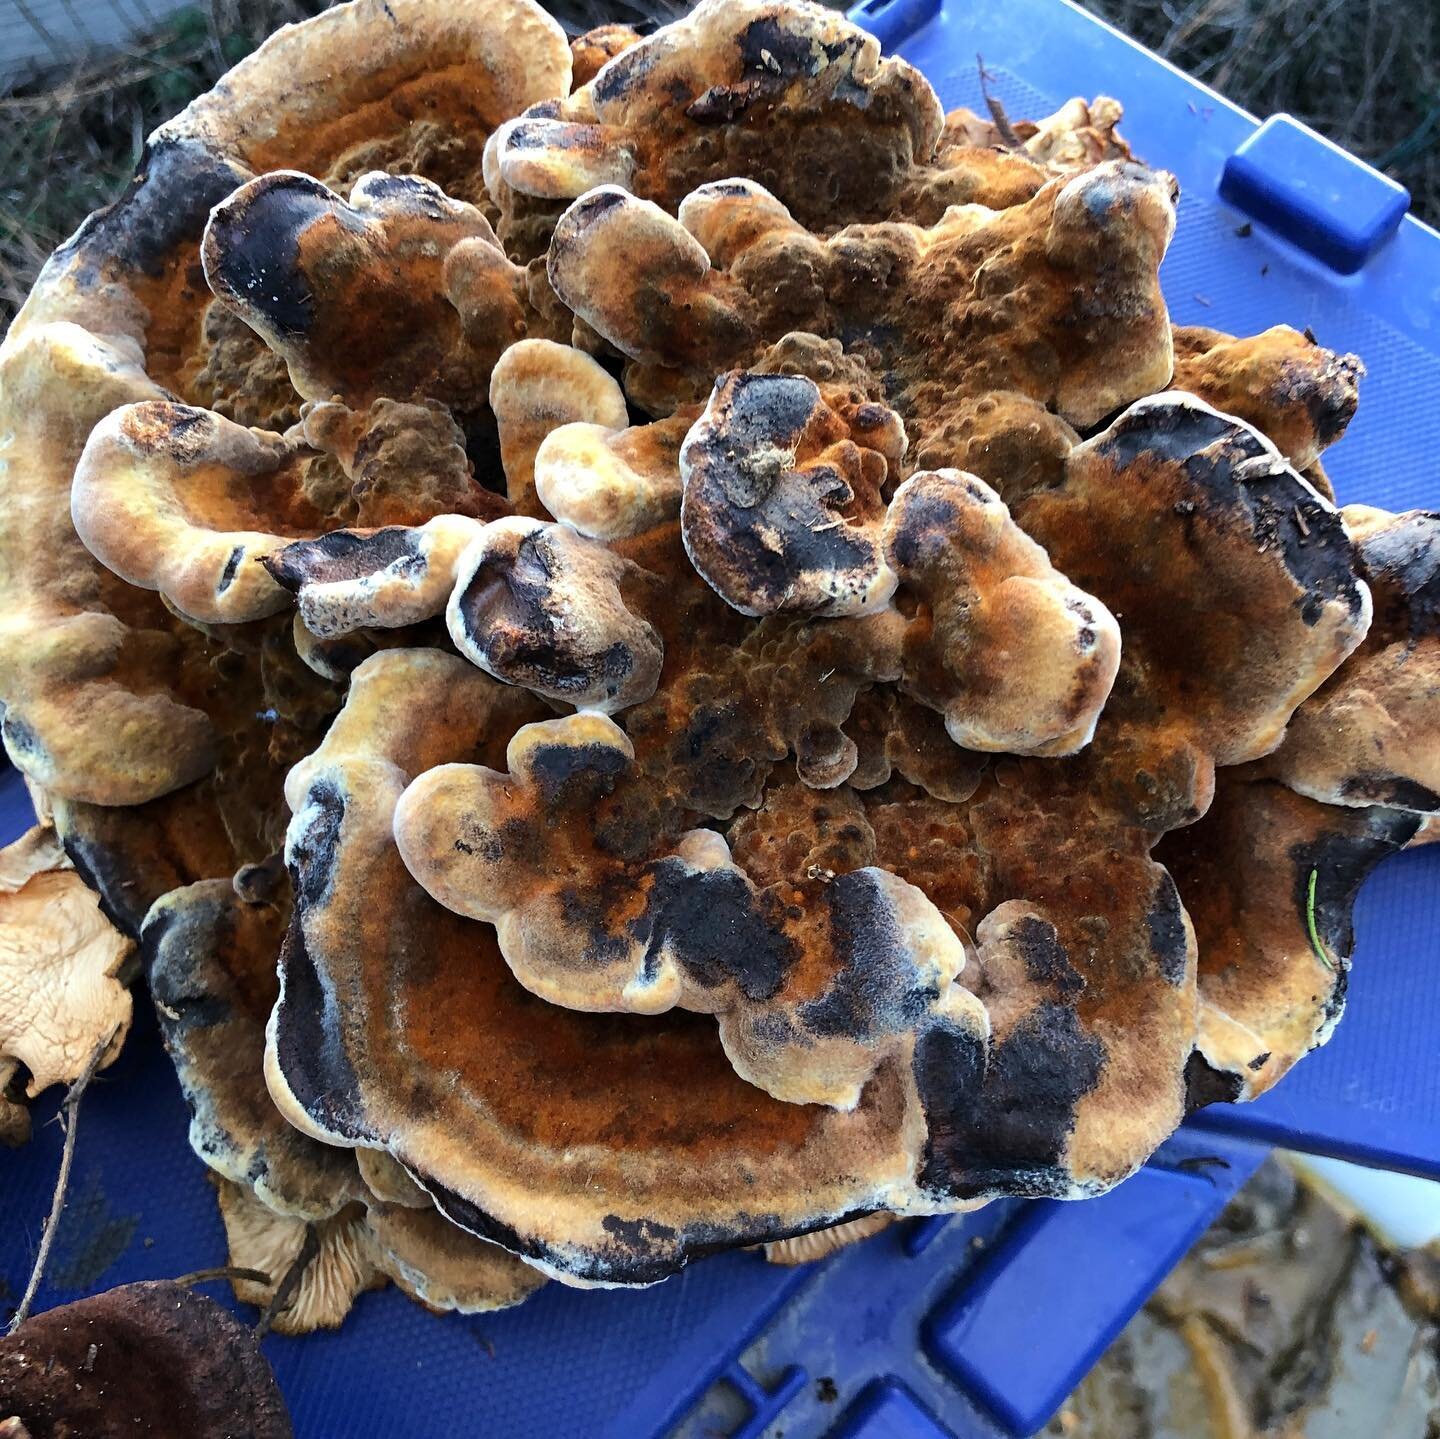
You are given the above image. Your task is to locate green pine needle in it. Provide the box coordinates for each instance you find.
[1306,868,1335,971]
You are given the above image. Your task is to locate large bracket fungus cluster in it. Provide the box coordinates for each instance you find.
[2,0,1435,1313]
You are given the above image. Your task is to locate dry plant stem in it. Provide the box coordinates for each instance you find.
[6,1025,119,1335]
[254,1223,319,1338]
[172,1265,273,1290]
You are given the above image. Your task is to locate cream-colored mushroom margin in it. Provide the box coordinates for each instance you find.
[882,468,1122,756]
[489,339,629,518]
[268,516,488,640]
[72,402,308,626]
[0,824,132,1119]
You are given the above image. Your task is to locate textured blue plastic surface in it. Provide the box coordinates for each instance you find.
[1219,115,1412,273]
[3,2,1438,1437]
[922,1163,1254,1434]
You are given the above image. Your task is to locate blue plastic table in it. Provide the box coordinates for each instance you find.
[3,2,1438,1435]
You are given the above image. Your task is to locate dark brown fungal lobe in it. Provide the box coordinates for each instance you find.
[0,1282,292,1439]
[1015,393,1372,832]
[202,170,529,411]
[1158,775,1419,1103]
[680,372,904,617]
[882,468,1120,756]
[447,518,665,712]
[1269,506,1440,815]
[1172,324,1363,471]
[142,878,365,1217]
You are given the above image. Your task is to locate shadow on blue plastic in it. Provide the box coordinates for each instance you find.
[922,1167,1244,1436]
[724,1361,807,1439]
[850,0,940,53]
[1219,114,1410,273]
[830,1379,954,1438]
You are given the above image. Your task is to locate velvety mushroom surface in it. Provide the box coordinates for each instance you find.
[2,0,1433,1314]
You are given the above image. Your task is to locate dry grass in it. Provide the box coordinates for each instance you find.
[1080,0,1439,220]
[0,0,1435,327]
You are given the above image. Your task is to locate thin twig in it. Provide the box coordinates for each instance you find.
[254,1224,319,1338]
[172,1265,273,1290]
[6,1025,120,1334]
[976,54,1023,151]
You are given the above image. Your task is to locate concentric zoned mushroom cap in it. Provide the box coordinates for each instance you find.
[265,649,1209,1284]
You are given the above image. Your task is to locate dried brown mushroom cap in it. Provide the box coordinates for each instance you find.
[494,0,943,223]
[1172,325,1363,472]
[71,402,321,626]
[217,1178,544,1331]
[882,468,1120,755]
[680,372,904,618]
[202,170,527,409]
[0,823,132,1110]
[0,1280,292,1438]
[1158,776,1419,1102]
[488,338,629,517]
[394,708,982,1107]
[533,410,691,540]
[1015,393,1372,831]
[1268,507,1440,815]
[549,161,1176,429]
[267,516,486,639]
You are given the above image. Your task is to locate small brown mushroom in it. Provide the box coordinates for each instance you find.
[268,516,486,639]
[882,468,1120,755]
[72,401,320,626]
[680,372,904,617]
[533,410,692,539]
[489,338,629,517]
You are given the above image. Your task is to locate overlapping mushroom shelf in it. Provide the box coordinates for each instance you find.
[1,0,1436,1313]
